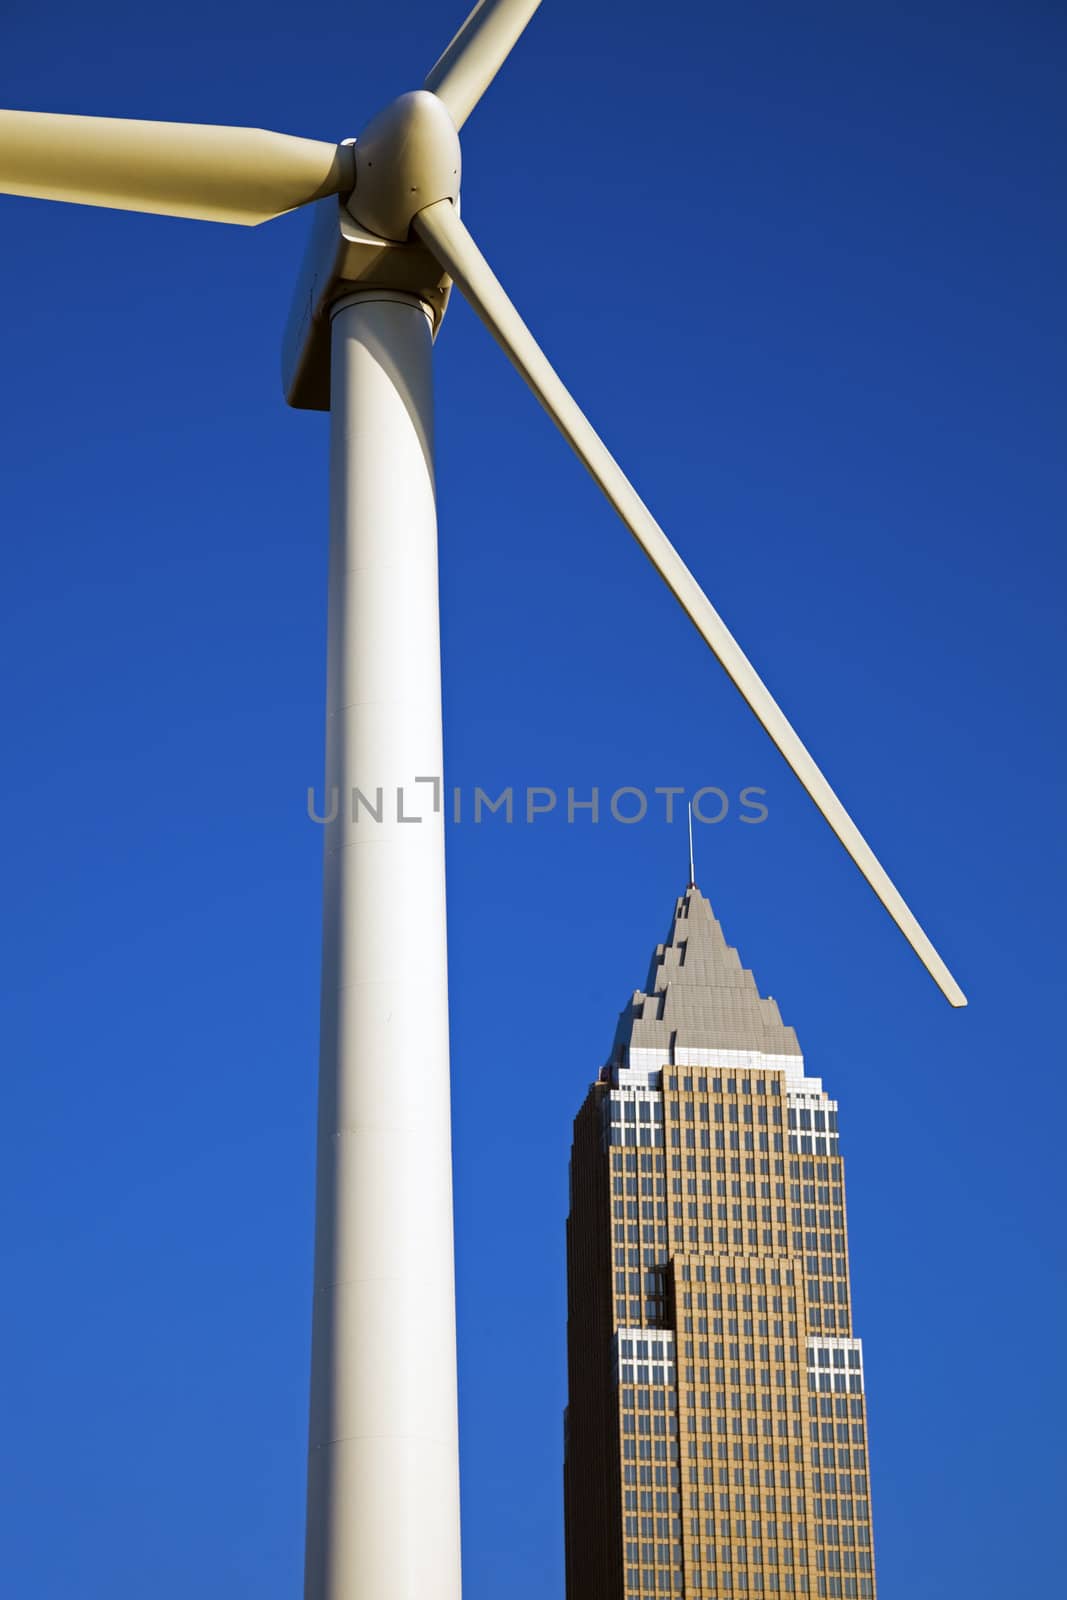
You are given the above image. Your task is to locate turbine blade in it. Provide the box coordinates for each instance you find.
[0,111,354,225]
[413,197,967,1008]
[424,0,541,129]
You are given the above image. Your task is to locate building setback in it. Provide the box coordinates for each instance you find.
[564,884,876,1599]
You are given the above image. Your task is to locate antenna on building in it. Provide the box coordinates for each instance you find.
[687,800,696,889]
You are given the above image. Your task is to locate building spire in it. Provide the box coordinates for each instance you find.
[609,881,802,1061]
[687,800,696,889]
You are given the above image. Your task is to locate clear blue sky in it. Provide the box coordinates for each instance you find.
[1,2,1064,1594]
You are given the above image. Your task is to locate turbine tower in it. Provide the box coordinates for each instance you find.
[0,3,967,1595]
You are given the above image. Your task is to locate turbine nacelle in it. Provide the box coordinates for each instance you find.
[281,193,453,410]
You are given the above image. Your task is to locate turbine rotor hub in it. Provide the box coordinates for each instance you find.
[348,90,461,243]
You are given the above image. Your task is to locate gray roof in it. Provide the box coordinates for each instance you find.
[610,884,801,1061]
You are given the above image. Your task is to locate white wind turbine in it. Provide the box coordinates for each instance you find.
[0,2,967,1594]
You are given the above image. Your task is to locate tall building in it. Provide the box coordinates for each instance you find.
[564,883,876,1600]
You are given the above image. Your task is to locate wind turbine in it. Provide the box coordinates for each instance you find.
[0,1,967,1595]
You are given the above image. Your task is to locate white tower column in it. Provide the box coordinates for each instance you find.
[304,291,462,1600]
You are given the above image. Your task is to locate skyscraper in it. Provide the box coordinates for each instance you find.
[564,883,876,1600]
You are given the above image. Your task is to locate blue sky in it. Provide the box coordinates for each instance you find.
[1,2,1064,1594]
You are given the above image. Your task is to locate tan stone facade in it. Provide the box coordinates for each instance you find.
[565,887,876,1599]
